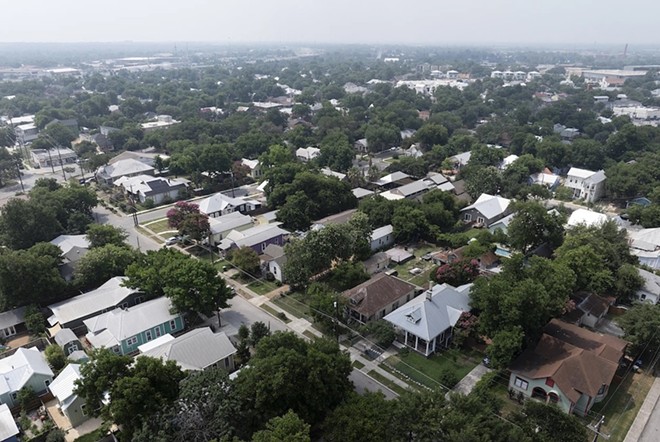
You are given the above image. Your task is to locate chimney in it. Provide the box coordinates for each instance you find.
[426,289,433,301]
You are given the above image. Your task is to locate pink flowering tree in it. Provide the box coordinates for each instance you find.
[434,259,480,286]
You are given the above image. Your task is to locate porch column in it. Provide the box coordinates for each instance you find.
[404,331,408,346]
[415,335,419,350]
[425,340,430,355]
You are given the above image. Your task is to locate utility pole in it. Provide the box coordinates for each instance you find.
[15,160,24,192]
[46,148,56,174]
[591,415,606,442]
[55,146,66,181]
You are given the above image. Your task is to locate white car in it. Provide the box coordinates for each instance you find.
[409,267,423,275]
[165,236,180,246]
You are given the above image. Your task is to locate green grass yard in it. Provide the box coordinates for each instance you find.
[271,292,311,320]
[143,218,173,234]
[386,348,480,390]
[247,280,278,296]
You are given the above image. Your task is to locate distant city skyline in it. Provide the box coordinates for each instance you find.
[2,0,658,47]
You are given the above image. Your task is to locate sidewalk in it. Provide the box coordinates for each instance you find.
[624,377,660,442]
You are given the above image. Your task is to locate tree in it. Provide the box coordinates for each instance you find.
[486,327,524,369]
[416,123,449,148]
[85,224,128,248]
[109,356,186,438]
[464,165,501,198]
[45,345,67,371]
[323,392,396,442]
[233,332,352,436]
[392,206,428,242]
[276,191,317,231]
[507,201,565,254]
[510,401,588,442]
[17,386,36,411]
[0,198,62,249]
[252,410,311,442]
[24,305,47,334]
[619,303,660,357]
[124,248,233,315]
[75,349,133,415]
[250,321,272,347]
[365,122,401,152]
[231,246,261,276]
[177,212,210,242]
[360,320,396,348]
[259,144,295,169]
[318,130,355,172]
[45,429,66,442]
[434,259,480,286]
[74,244,140,290]
[166,201,201,229]
[325,261,370,292]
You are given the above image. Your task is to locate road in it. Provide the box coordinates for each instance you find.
[350,370,398,399]
[207,295,289,337]
[93,205,161,252]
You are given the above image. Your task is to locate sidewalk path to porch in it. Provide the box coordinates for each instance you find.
[451,363,493,396]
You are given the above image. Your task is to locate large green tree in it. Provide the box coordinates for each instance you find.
[0,198,63,249]
[85,224,128,248]
[74,244,140,290]
[252,410,311,442]
[507,201,565,254]
[619,303,660,357]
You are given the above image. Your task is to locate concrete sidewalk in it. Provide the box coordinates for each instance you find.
[624,377,660,442]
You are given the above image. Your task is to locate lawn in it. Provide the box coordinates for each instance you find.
[261,304,290,323]
[386,348,480,390]
[389,243,438,286]
[367,370,409,396]
[271,292,311,320]
[143,218,172,234]
[590,372,655,442]
[247,280,278,296]
[74,429,107,442]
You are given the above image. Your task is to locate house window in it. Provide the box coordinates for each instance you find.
[464,213,472,221]
[134,296,144,305]
[81,404,87,416]
[598,384,607,395]
[11,392,17,400]
[514,377,529,390]
[126,336,138,346]
[112,346,121,354]
[169,319,178,330]
[224,358,230,368]
[261,243,266,252]
[119,302,129,309]
[68,343,79,354]
[545,378,555,388]
[44,380,51,388]
[477,217,485,224]
[155,327,162,338]
[145,330,153,341]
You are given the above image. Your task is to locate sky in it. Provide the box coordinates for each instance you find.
[1,0,658,46]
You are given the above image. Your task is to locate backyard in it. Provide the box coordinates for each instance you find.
[385,347,481,390]
[388,243,439,287]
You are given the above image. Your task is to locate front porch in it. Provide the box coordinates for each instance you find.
[396,329,452,357]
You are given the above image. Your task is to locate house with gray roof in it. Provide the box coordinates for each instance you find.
[54,328,83,357]
[84,297,184,356]
[219,224,288,255]
[0,307,26,340]
[207,212,254,246]
[260,244,287,283]
[460,193,512,227]
[636,268,660,304]
[139,327,237,372]
[50,234,90,281]
[0,348,54,408]
[95,158,155,185]
[48,276,144,331]
[370,224,394,252]
[198,192,262,218]
[384,283,472,356]
[0,403,19,442]
[381,180,431,201]
[49,364,88,428]
[114,174,189,205]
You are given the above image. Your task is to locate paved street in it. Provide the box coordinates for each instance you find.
[207,294,289,337]
[350,369,398,399]
[93,205,161,251]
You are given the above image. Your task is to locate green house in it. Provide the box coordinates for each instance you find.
[84,297,184,355]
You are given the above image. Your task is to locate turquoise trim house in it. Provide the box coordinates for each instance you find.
[83,297,184,356]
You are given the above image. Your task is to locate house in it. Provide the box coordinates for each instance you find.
[385,247,414,265]
[370,224,394,252]
[30,148,78,169]
[50,234,90,281]
[321,168,347,181]
[312,209,357,227]
[565,167,607,203]
[628,228,660,269]
[114,175,189,205]
[218,224,288,255]
[352,187,374,200]
[363,252,390,275]
[566,209,608,229]
[207,212,254,246]
[0,404,19,442]
[384,283,472,356]
[354,138,369,152]
[15,123,39,144]
[487,213,515,235]
[48,364,89,428]
[241,158,262,179]
[0,348,54,408]
[260,244,287,283]
[45,118,78,134]
[404,144,423,159]
[530,171,560,189]
[500,154,519,170]
[95,158,155,185]
[570,293,612,328]
[372,172,411,189]
[53,328,83,357]
[295,147,320,162]
[553,124,581,142]
[198,192,262,218]
[636,268,660,304]
[0,307,26,340]
[140,115,180,133]
[460,193,512,227]
[139,327,237,372]
[47,276,144,331]
[381,180,431,201]
[84,297,184,355]
[448,151,471,170]
[91,132,113,151]
[508,319,626,416]
[343,273,417,324]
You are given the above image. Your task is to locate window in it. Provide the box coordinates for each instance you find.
[81,404,87,416]
[11,392,18,400]
[155,327,162,338]
[112,346,121,354]
[545,378,555,388]
[134,296,144,305]
[464,213,472,221]
[224,358,230,368]
[169,319,178,330]
[514,377,529,390]
[119,302,129,309]
[126,336,138,346]
[598,384,607,395]
[145,330,153,341]
[477,217,485,224]
[261,243,266,252]
[44,380,51,388]
[68,343,79,354]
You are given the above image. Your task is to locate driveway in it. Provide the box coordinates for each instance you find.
[207,295,288,338]
[596,318,625,338]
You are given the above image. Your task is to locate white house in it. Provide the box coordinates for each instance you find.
[114,175,189,205]
[628,228,660,269]
[0,348,54,408]
[636,268,660,304]
[140,115,180,133]
[260,244,287,283]
[30,148,78,169]
[380,180,431,201]
[370,224,394,252]
[0,404,19,442]
[565,167,607,203]
[240,158,262,179]
[460,193,512,227]
[198,192,262,218]
[566,209,608,229]
[207,212,254,246]
[48,364,89,428]
[295,147,320,162]
[384,283,472,356]
[139,327,237,372]
[96,158,155,185]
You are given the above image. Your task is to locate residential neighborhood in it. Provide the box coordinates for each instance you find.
[0,17,660,442]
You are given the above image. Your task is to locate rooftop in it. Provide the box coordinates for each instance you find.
[461,193,511,219]
[343,273,416,318]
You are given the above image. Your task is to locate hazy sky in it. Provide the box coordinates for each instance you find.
[1,0,658,46]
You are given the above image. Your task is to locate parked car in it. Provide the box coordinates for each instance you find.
[165,236,181,246]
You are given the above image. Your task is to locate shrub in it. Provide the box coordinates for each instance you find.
[17,386,36,411]
[437,367,459,389]
[24,305,46,335]
[45,345,67,371]
[143,198,155,209]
